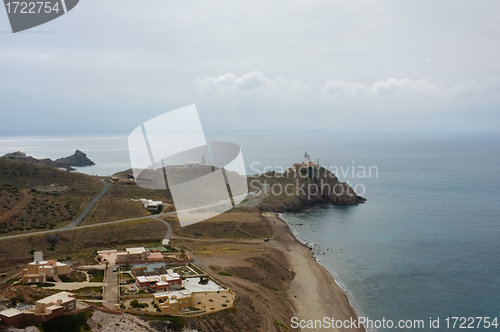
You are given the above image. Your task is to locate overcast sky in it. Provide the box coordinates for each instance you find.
[1,0,500,134]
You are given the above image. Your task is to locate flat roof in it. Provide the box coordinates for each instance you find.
[0,308,23,317]
[126,247,146,255]
[155,289,192,299]
[147,252,164,259]
[97,250,118,254]
[136,276,149,283]
[29,261,48,265]
[46,305,62,311]
[183,277,226,293]
[165,274,180,281]
[37,291,74,304]
[132,262,167,272]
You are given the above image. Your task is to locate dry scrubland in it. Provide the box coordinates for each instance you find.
[0,159,102,234]
[80,183,173,225]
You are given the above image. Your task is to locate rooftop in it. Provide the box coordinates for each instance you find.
[155,289,192,299]
[97,249,118,254]
[126,247,146,255]
[0,308,23,317]
[183,277,226,293]
[132,262,167,273]
[37,291,74,305]
[147,252,164,260]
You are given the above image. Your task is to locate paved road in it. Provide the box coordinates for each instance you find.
[103,262,119,310]
[0,213,176,241]
[0,196,229,241]
[61,180,110,229]
[151,216,172,245]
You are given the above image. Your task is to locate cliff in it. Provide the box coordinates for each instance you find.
[54,150,95,167]
[245,165,366,212]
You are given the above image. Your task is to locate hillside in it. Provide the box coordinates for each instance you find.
[0,158,94,189]
[0,158,102,234]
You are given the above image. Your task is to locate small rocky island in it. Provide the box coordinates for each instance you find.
[2,150,95,171]
[55,150,95,167]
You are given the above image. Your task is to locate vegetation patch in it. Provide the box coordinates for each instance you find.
[38,310,92,332]
[59,270,87,283]
[87,269,104,282]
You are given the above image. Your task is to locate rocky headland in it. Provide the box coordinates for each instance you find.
[2,150,95,170]
[242,165,367,212]
[55,150,95,167]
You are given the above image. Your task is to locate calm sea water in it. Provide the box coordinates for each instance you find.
[1,131,499,331]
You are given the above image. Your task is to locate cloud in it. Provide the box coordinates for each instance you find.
[195,71,310,94]
[448,77,500,97]
[322,77,438,96]
[320,80,365,96]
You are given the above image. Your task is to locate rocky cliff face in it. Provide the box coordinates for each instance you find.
[248,166,366,212]
[55,150,95,167]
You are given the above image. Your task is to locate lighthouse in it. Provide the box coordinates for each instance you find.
[304,152,310,166]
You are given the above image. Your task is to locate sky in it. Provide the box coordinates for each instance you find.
[1,0,500,134]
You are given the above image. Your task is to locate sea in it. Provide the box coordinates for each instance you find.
[1,131,499,331]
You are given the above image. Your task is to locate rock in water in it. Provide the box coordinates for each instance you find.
[55,150,95,167]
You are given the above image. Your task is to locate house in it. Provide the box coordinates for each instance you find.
[32,291,76,314]
[153,290,193,314]
[21,252,71,284]
[99,247,192,265]
[139,199,162,212]
[2,151,27,160]
[101,247,171,265]
[116,247,147,263]
[287,152,320,176]
[0,292,76,326]
[290,152,316,173]
[0,308,25,326]
[185,161,199,168]
[136,273,182,292]
[96,249,118,263]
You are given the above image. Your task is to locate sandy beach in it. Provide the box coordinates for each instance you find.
[264,212,365,332]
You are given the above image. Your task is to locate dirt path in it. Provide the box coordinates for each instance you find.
[44,281,103,291]
[0,190,32,223]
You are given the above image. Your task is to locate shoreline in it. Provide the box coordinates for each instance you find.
[264,212,366,332]
[277,212,371,332]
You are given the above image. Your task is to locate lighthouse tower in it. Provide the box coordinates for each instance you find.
[304,152,310,166]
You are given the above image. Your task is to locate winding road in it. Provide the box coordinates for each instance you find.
[61,180,110,229]
[0,185,229,242]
